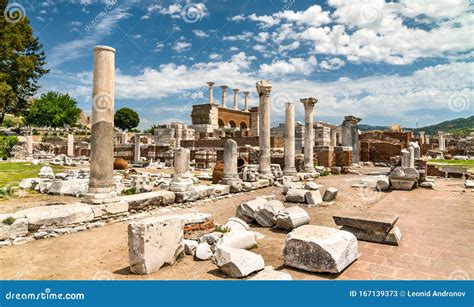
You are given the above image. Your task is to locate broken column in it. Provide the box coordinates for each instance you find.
[419,131,425,145]
[26,134,33,158]
[425,134,430,145]
[401,149,410,168]
[220,85,228,108]
[67,134,74,157]
[342,116,362,164]
[207,82,215,105]
[233,88,239,110]
[256,80,272,177]
[284,102,297,176]
[438,131,445,151]
[169,148,193,192]
[407,145,415,168]
[220,139,241,185]
[133,134,141,163]
[301,97,317,173]
[243,91,250,112]
[85,45,117,203]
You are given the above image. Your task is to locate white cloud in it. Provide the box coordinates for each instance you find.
[223,31,253,41]
[209,53,222,60]
[144,2,209,21]
[255,32,269,43]
[192,30,209,38]
[259,56,317,76]
[320,58,345,70]
[172,41,192,53]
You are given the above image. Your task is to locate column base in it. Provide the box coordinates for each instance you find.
[304,167,317,173]
[83,190,118,205]
[219,176,242,185]
[283,168,297,176]
[169,177,194,192]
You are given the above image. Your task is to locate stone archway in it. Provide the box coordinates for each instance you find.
[228,120,237,128]
[240,122,248,129]
[218,119,225,127]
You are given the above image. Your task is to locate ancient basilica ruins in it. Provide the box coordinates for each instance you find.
[1,46,472,280]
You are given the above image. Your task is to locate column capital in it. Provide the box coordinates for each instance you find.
[242,91,250,96]
[206,82,215,87]
[300,97,318,108]
[256,80,272,96]
[220,85,228,90]
[344,115,361,124]
[232,88,240,94]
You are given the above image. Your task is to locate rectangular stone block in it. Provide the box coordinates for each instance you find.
[0,214,28,240]
[128,215,185,275]
[120,191,176,210]
[333,213,399,233]
[340,225,402,246]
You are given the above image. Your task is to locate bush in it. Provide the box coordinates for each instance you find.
[0,136,19,159]
[2,216,15,225]
[122,187,137,195]
[320,169,330,177]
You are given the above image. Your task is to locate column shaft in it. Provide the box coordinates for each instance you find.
[284,102,297,175]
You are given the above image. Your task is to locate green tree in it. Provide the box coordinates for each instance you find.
[25,92,81,127]
[114,108,140,132]
[0,136,19,159]
[143,124,158,134]
[0,0,49,124]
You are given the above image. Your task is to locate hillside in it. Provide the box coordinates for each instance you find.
[359,116,474,137]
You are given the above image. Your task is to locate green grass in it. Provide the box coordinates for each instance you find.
[0,162,64,187]
[427,159,474,171]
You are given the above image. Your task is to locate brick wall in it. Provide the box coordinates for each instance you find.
[360,131,412,147]
[360,141,402,163]
[315,146,334,167]
[181,136,284,149]
[334,146,352,166]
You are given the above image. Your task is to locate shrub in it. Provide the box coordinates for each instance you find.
[0,136,19,159]
[122,187,137,195]
[2,216,15,225]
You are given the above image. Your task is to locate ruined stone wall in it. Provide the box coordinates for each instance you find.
[315,146,334,167]
[181,136,284,149]
[360,131,412,148]
[360,141,403,163]
[334,146,352,167]
[217,107,252,129]
[114,144,173,164]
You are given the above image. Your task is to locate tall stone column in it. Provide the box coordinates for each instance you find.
[86,45,117,202]
[207,82,215,105]
[243,91,250,112]
[301,97,318,173]
[438,131,445,151]
[419,131,425,145]
[233,88,239,110]
[256,80,272,176]
[342,115,362,164]
[220,85,228,108]
[408,146,415,168]
[67,134,74,156]
[425,135,430,145]
[284,102,297,176]
[330,126,337,146]
[134,134,141,163]
[26,134,33,158]
[220,139,241,184]
[169,148,193,192]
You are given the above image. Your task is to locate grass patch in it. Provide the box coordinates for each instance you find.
[2,216,15,225]
[427,159,474,171]
[0,162,64,187]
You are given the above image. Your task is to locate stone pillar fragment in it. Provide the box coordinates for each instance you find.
[342,116,362,164]
[419,131,425,145]
[401,149,410,168]
[169,148,193,192]
[233,89,239,110]
[67,134,74,157]
[220,139,241,184]
[438,131,445,151]
[220,85,228,108]
[86,45,117,202]
[207,82,215,105]
[243,91,250,112]
[425,135,430,145]
[256,80,272,176]
[407,146,415,168]
[134,134,141,163]
[301,98,318,173]
[284,102,297,176]
[26,134,33,158]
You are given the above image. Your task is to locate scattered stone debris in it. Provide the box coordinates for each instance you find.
[213,246,264,278]
[274,207,310,230]
[283,225,358,273]
[323,187,338,202]
[195,242,213,260]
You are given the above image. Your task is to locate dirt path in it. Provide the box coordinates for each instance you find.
[1,174,472,280]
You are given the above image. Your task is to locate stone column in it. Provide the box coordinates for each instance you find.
[425,135,430,145]
[67,134,74,156]
[301,97,318,173]
[175,125,182,148]
[220,85,228,108]
[438,131,445,151]
[330,126,338,146]
[169,148,193,192]
[256,80,272,176]
[26,134,33,158]
[342,116,362,164]
[408,146,415,168]
[220,139,241,184]
[419,131,425,145]
[243,91,250,112]
[284,102,297,176]
[134,134,141,163]
[86,45,117,202]
[207,82,215,105]
[232,88,239,110]
[401,149,410,168]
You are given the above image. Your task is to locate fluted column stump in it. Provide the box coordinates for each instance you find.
[301,97,318,173]
[219,139,242,185]
[169,148,194,192]
[284,102,297,176]
[256,80,273,177]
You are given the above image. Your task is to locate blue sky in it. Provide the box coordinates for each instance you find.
[11,0,474,129]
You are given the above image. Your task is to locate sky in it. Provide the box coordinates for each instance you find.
[7,0,474,130]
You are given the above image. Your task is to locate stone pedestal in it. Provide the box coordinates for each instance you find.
[256,80,272,176]
[134,134,141,163]
[220,139,241,185]
[301,98,317,173]
[67,134,74,157]
[169,148,193,192]
[342,115,362,164]
[284,102,297,176]
[85,45,118,204]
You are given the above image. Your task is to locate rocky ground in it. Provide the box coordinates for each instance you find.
[0,171,472,280]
